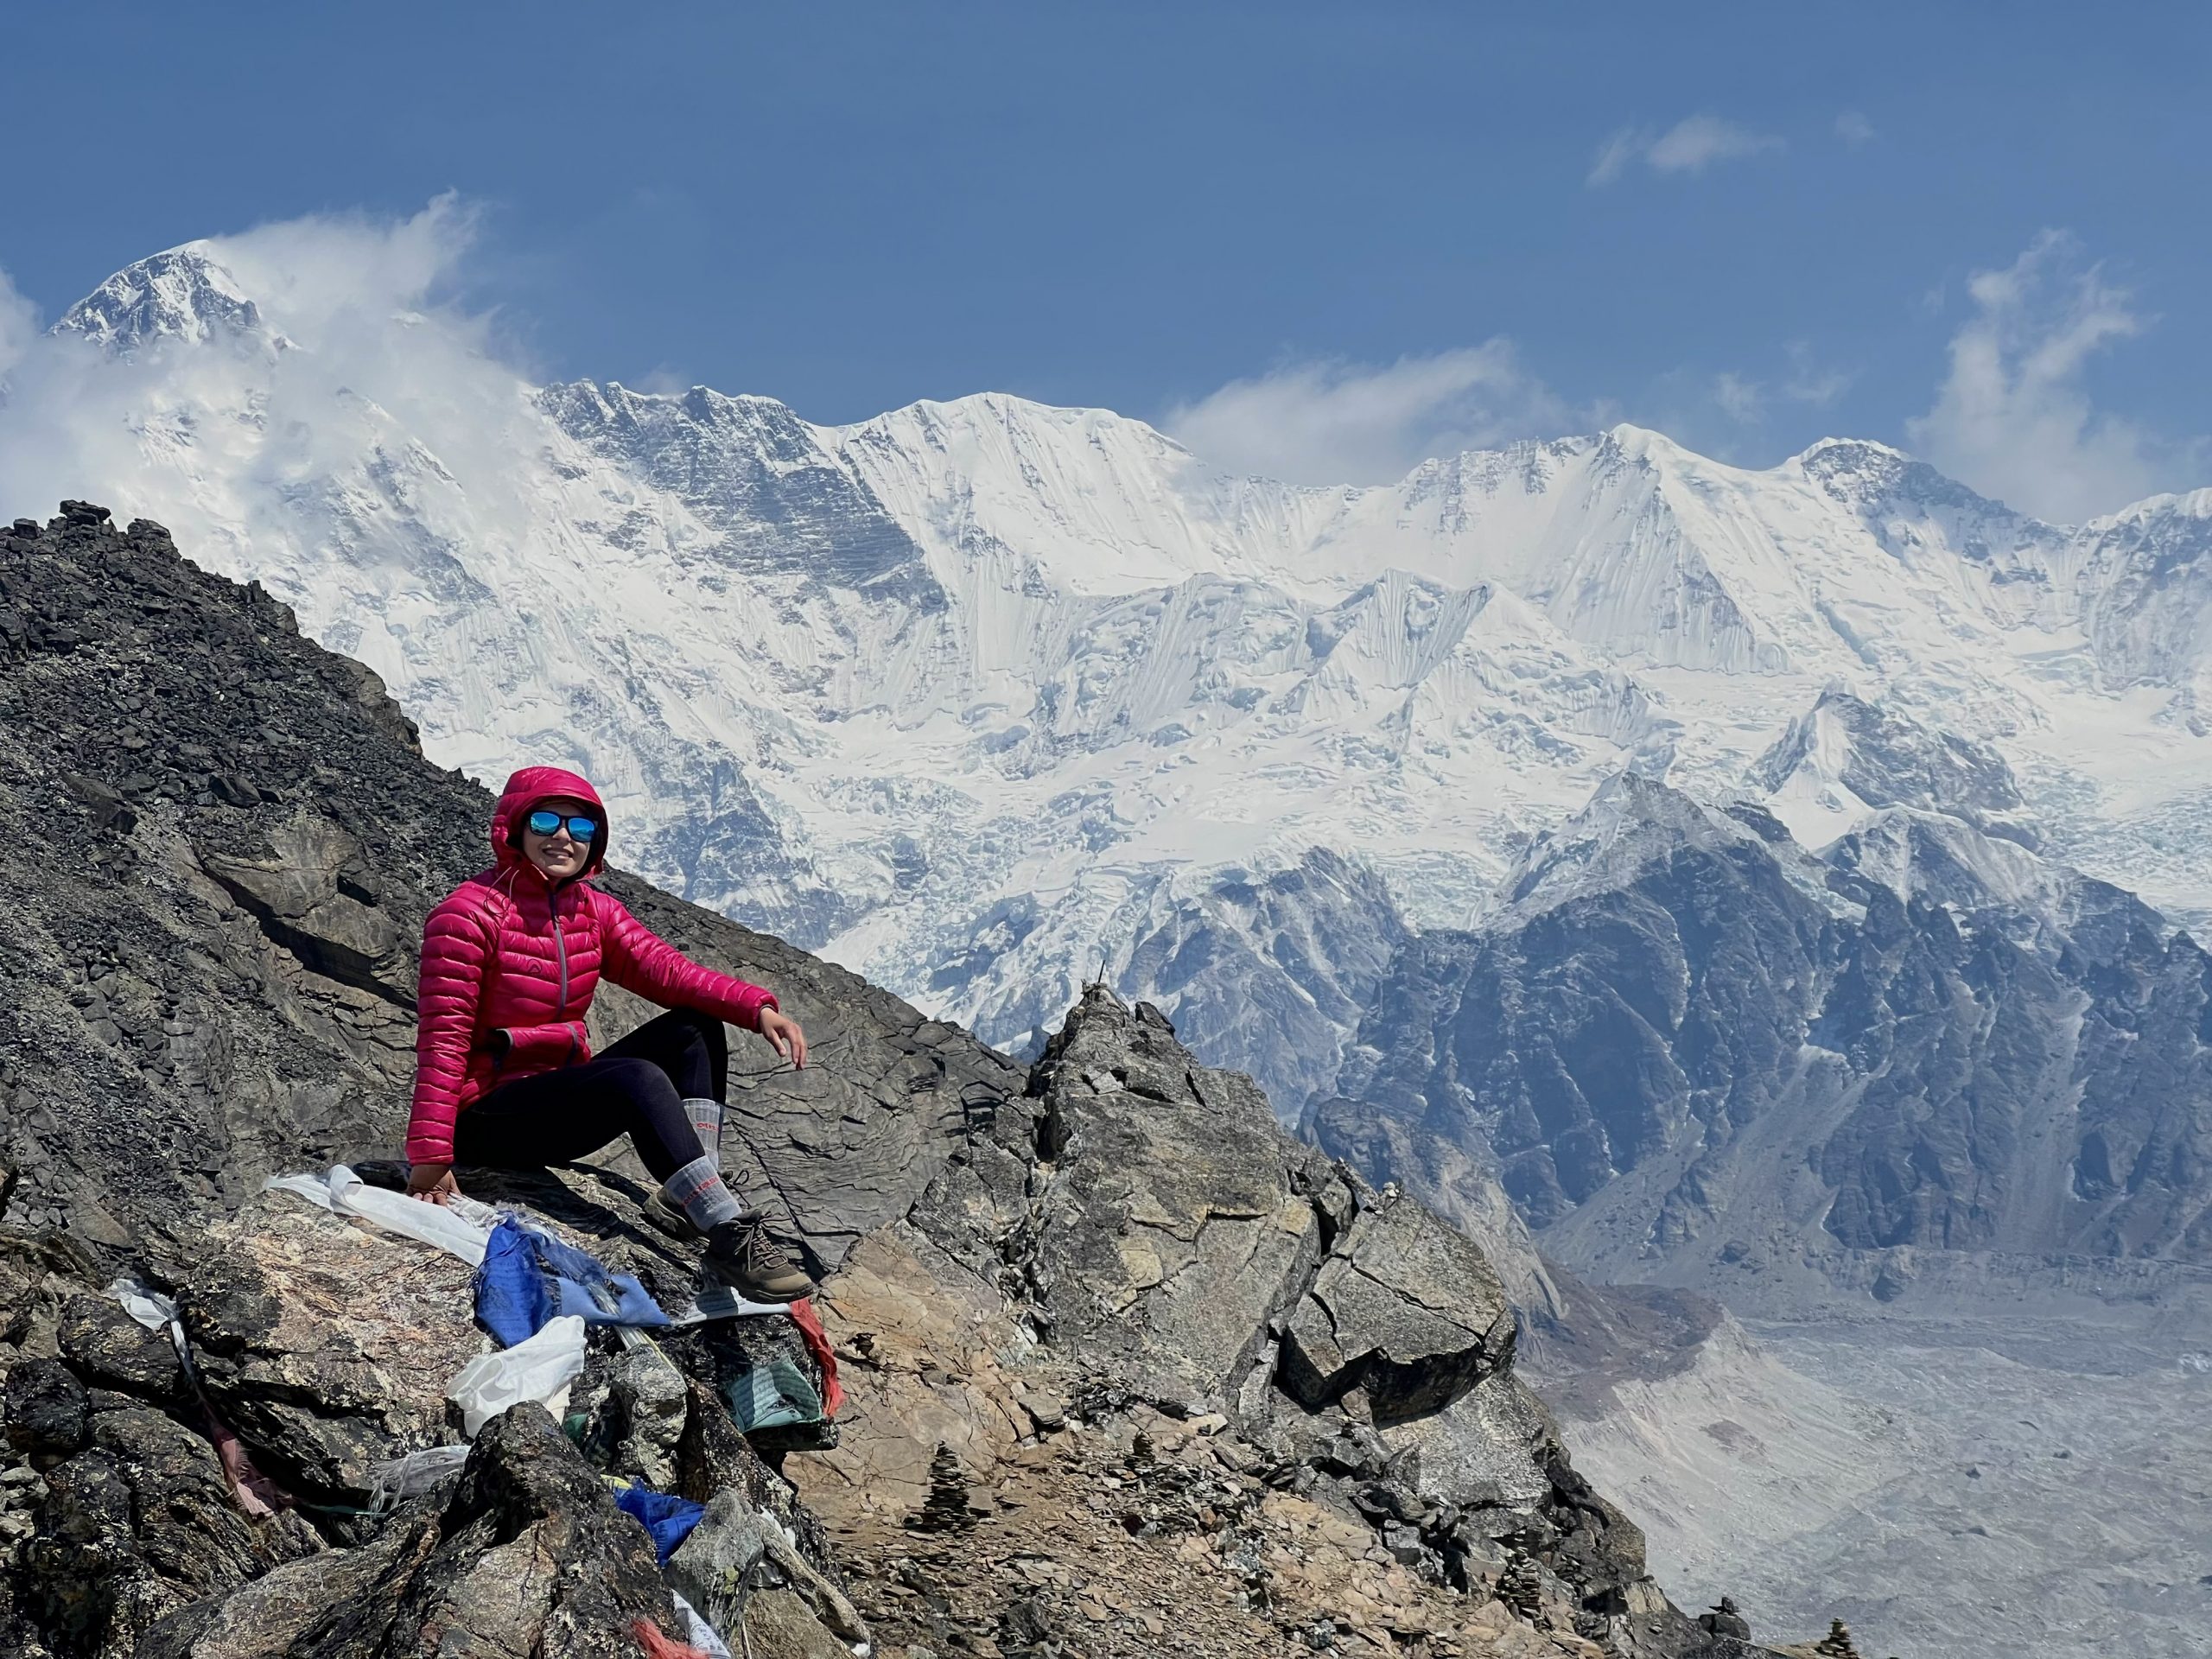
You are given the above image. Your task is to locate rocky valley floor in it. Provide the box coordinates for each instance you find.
[1546,1304,2212,1659]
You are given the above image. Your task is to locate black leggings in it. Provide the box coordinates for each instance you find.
[454,1007,728,1183]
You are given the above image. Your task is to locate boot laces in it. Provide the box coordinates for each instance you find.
[736,1217,795,1274]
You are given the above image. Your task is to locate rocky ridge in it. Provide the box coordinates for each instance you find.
[1319,766,2212,1294]
[0,507,1789,1656]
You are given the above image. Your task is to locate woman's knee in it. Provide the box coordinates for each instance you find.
[600,1057,680,1113]
[671,1004,726,1056]
[660,1006,727,1092]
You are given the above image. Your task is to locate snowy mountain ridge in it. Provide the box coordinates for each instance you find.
[20,238,2212,1115]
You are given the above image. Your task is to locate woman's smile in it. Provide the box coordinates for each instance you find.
[520,794,595,879]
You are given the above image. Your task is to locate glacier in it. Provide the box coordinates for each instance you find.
[10,238,2212,1125]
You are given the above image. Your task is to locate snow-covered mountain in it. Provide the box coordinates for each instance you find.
[15,239,2212,1121]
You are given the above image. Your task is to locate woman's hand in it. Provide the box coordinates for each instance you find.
[759,1008,809,1069]
[407,1162,460,1205]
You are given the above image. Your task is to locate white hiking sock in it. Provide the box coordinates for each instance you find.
[664,1154,743,1232]
[683,1096,722,1166]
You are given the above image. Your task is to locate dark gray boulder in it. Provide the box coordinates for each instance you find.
[134,1516,431,1659]
[138,1406,677,1659]
[24,1406,317,1657]
[384,1405,677,1656]
[667,1488,868,1651]
[58,1294,188,1406]
[2,1357,87,1462]
[951,990,1323,1408]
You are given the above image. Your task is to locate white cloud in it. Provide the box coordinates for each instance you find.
[1588,114,1783,187]
[1161,345,1577,486]
[1710,344,1852,431]
[1648,115,1783,175]
[1586,128,1645,188]
[1713,372,1764,423]
[1835,110,1877,145]
[204,194,482,340]
[0,198,550,556]
[1781,340,1853,409]
[0,268,38,383]
[1906,231,2195,522]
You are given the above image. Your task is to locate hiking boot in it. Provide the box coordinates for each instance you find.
[704,1212,817,1302]
[640,1187,704,1243]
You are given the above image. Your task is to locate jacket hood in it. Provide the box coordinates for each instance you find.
[491,766,609,878]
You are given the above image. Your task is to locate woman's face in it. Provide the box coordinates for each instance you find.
[520,796,596,880]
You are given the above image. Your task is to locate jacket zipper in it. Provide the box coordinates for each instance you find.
[550,889,570,1014]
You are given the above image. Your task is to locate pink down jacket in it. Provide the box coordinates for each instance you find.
[404,765,779,1164]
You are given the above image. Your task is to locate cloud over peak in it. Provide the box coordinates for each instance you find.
[1161,344,1575,486]
[1907,230,2201,522]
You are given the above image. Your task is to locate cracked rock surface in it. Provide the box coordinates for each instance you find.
[846,986,1773,1657]
[1280,1194,1517,1422]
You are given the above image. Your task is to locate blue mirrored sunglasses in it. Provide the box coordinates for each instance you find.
[524,809,597,842]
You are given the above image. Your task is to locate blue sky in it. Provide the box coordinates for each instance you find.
[3,0,2207,517]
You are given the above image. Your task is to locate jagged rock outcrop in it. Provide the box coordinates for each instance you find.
[173,1191,483,1505]
[912,992,1325,1408]
[138,1406,678,1659]
[23,1401,321,1657]
[887,984,1764,1657]
[0,505,1782,1658]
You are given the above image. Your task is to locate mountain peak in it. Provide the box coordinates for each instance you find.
[53,243,269,356]
[2083,486,2212,531]
[848,389,1192,457]
[1791,434,2033,524]
[1793,435,1910,467]
[1501,771,1743,913]
[1596,421,1685,463]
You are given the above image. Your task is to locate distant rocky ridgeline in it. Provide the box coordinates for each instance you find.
[1315,763,2212,1300]
[0,505,1790,1657]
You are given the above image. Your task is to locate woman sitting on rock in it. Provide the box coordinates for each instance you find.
[403,764,816,1301]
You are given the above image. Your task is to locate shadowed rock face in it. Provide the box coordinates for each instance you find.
[539,379,941,602]
[0,505,1018,1275]
[25,1403,321,1657]
[1750,687,2030,835]
[135,1406,678,1659]
[1333,772,2212,1286]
